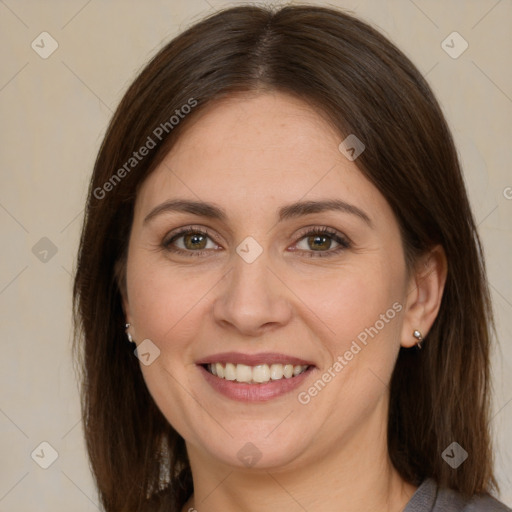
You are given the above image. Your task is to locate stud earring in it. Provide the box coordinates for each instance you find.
[413,329,423,349]
[125,323,134,343]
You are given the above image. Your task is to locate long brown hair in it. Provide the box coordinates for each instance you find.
[73,5,498,511]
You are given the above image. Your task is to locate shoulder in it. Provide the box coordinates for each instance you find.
[405,478,512,512]
[461,491,512,512]
[463,494,512,512]
[437,486,512,512]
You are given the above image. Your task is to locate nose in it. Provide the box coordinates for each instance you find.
[213,249,292,337]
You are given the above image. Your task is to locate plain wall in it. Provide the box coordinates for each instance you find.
[0,0,511,510]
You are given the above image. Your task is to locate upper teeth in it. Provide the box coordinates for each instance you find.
[208,363,308,383]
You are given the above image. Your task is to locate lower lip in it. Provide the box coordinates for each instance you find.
[198,365,315,402]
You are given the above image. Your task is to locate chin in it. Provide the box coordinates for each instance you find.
[190,422,312,471]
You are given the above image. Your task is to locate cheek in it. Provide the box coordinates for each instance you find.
[293,260,402,350]
[126,253,214,344]
[125,257,213,436]
[294,265,403,411]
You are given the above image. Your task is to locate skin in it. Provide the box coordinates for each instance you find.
[122,91,447,512]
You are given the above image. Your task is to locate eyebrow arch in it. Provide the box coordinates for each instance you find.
[278,199,372,226]
[143,198,372,227]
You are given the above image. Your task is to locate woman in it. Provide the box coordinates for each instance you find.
[73,5,511,512]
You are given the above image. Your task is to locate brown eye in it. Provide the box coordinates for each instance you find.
[306,234,334,251]
[294,227,351,258]
[163,227,220,256]
[182,232,208,250]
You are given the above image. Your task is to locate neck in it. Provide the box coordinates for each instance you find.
[181,399,417,512]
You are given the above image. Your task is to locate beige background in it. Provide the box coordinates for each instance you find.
[0,0,511,510]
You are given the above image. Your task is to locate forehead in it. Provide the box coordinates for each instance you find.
[134,91,390,226]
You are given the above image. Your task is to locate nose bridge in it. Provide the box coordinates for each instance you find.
[213,242,291,334]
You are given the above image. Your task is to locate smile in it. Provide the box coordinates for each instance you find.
[196,352,316,401]
[206,362,310,384]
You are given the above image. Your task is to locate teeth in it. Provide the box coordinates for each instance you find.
[253,364,270,383]
[206,362,309,383]
[283,364,293,378]
[236,364,252,383]
[270,364,283,380]
[224,362,236,381]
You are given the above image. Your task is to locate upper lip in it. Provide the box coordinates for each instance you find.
[195,352,315,367]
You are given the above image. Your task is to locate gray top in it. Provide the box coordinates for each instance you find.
[404,478,512,511]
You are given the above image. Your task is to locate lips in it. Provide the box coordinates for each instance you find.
[196,352,316,402]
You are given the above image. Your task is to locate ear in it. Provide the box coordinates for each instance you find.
[400,245,448,348]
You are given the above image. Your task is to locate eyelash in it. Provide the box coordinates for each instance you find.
[162,225,351,258]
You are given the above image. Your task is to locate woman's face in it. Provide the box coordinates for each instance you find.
[123,91,416,470]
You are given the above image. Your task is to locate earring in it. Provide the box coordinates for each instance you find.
[413,329,423,349]
[125,323,134,343]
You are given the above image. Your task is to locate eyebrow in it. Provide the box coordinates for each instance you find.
[143,198,372,227]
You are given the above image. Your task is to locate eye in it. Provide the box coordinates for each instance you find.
[162,227,220,256]
[162,225,351,258]
[293,226,351,258]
